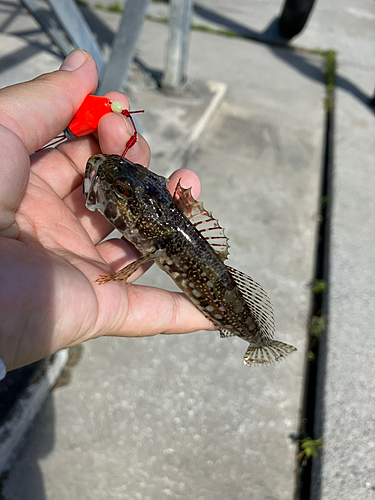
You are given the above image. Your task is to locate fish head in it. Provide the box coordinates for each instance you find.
[83,154,173,238]
[84,154,137,215]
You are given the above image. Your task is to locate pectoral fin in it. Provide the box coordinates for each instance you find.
[96,252,157,285]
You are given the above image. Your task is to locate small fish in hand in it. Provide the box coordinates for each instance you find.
[83,154,296,366]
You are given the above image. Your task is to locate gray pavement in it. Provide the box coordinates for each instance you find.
[0,1,374,499]
[311,55,375,500]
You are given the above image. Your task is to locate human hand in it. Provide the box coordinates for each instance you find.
[0,50,212,373]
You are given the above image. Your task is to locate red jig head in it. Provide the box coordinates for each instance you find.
[64,95,113,139]
[42,95,144,157]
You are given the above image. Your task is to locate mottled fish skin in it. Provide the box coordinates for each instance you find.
[83,154,296,366]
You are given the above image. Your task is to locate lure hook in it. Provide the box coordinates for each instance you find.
[120,109,144,157]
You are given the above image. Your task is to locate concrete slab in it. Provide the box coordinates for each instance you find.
[0,32,61,87]
[126,77,227,174]
[2,18,325,500]
[311,64,375,500]
[146,0,375,66]
[0,0,60,58]
[138,1,374,497]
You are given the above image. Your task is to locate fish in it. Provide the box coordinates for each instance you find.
[83,154,296,366]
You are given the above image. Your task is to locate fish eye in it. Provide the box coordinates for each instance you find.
[114,180,132,197]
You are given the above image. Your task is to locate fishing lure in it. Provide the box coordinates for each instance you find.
[83,154,297,366]
[44,94,143,156]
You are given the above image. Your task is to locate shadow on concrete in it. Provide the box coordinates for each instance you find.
[0,1,60,58]
[0,393,55,500]
[0,43,42,73]
[193,4,287,44]
[0,0,24,32]
[1,346,82,498]
[0,361,45,427]
[193,3,375,111]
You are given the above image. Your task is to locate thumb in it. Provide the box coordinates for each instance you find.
[0,50,98,237]
[0,49,98,155]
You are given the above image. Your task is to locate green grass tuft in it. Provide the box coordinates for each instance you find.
[312,279,327,294]
[307,350,316,362]
[309,316,325,339]
[300,437,323,459]
[107,2,123,13]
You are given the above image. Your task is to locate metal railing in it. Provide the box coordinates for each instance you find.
[20,0,193,93]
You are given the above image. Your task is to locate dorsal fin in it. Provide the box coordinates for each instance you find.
[173,179,229,262]
[227,266,275,341]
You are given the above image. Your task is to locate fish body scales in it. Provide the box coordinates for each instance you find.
[155,239,256,340]
[83,154,296,366]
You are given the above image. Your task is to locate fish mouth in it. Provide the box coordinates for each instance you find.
[83,154,107,212]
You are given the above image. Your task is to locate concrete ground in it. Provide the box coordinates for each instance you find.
[0,0,374,499]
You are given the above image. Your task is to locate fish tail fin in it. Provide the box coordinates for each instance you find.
[243,340,297,367]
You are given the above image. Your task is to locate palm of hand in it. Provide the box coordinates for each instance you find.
[6,136,132,367]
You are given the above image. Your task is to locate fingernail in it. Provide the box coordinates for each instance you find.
[59,49,88,72]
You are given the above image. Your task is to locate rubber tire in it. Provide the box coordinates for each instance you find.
[279,0,317,39]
